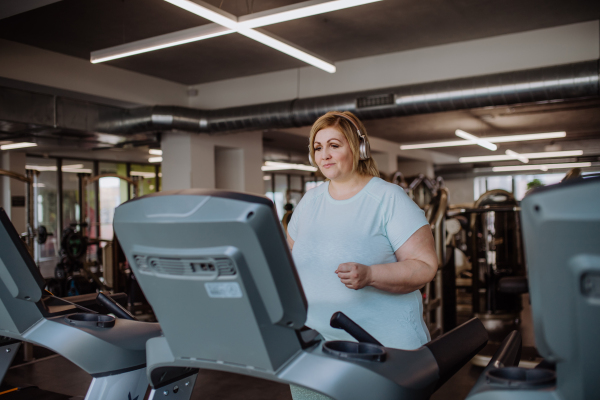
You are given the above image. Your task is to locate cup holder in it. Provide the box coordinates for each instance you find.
[323,340,386,362]
[486,367,556,388]
[64,313,115,328]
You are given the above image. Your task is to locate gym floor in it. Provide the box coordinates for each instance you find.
[3,295,535,400]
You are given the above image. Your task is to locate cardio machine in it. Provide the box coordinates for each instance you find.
[113,189,489,400]
[0,207,162,399]
[466,176,600,400]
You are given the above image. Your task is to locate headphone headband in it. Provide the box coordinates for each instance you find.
[330,112,363,139]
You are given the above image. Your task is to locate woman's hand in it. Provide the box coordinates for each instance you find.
[335,262,372,290]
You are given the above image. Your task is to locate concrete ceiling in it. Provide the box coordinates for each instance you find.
[0,0,598,84]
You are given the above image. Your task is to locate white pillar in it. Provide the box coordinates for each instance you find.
[371,152,398,178]
[161,130,263,195]
[396,160,435,179]
[1,151,27,233]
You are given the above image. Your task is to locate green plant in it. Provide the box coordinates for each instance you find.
[527,178,545,190]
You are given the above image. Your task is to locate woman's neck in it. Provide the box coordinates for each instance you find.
[328,174,373,200]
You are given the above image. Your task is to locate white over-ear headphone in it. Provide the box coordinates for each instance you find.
[308,112,371,167]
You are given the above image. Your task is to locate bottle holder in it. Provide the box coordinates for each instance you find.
[323,340,386,362]
[64,313,116,328]
[486,367,556,388]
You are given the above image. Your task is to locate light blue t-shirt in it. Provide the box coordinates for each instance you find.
[287,177,431,350]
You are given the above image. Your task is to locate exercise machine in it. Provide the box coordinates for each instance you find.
[0,169,49,257]
[466,175,600,400]
[0,207,161,399]
[114,189,488,400]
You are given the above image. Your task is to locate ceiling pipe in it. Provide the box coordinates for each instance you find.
[99,60,599,134]
[3,61,598,136]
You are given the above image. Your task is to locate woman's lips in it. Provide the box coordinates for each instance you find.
[322,163,335,168]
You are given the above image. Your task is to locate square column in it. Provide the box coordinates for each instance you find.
[161,130,263,194]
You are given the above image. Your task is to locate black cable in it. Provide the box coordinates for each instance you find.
[44,290,98,314]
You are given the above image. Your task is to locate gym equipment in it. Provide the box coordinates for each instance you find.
[0,169,49,256]
[449,190,526,338]
[0,207,162,400]
[467,175,600,400]
[114,189,488,400]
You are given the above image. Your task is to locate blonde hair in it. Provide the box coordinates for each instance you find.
[309,111,379,178]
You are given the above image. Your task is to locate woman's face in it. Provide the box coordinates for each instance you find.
[313,127,354,181]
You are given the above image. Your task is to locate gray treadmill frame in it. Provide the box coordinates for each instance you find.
[466,177,600,400]
[114,189,487,400]
[0,207,161,400]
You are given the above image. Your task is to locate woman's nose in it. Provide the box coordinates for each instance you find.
[322,147,332,159]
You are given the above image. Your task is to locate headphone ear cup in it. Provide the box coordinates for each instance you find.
[359,138,371,160]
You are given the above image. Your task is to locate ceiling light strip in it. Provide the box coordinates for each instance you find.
[459,150,583,163]
[165,0,335,72]
[165,0,239,29]
[237,0,382,29]
[505,150,529,163]
[91,25,233,63]
[1,142,38,150]
[263,161,317,172]
[492,162,592,172]
[238,28,336,73]
[93,0,374,65]
[400,132,566,150]
[455,130,497,151]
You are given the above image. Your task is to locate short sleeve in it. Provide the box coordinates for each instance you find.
[384,187,429,252]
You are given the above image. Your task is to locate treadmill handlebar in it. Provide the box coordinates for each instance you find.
[487,330,522,369]
[330,311,383,346]
[425,317,488,387]
[96,292,137,321]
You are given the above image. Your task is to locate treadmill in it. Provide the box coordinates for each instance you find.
[466,176,600,400]
[0,207,162,399]
[114,189,488,400]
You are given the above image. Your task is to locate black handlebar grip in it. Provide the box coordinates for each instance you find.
[425,317,488,388]
[330,311,383,346]
[488,330,522,368]
[96,292,137,320]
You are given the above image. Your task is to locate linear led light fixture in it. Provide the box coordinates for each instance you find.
[459,150,583,163]
[91,24,232,63]
[130,171,159,178]
[400,132,567,150]
[505,150,529,163]
[262,161,318,172]
[164,0,336,72]
[93,0,378,66]
[492,162,592,173]
[455,130,497,151]
[1,142,38,150]
[237,0,382,29]
[149,149,163,155]
[26,164,84,171]
[149,157,163,163]
[26,164,92,174]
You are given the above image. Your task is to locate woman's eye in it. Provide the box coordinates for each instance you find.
[314,147,321,151]
[331,144,339,148]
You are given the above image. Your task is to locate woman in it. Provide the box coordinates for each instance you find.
[286,111,438,399]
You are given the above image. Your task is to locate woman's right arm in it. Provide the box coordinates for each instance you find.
[287,234,294,251]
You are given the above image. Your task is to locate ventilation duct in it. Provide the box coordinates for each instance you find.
[98,60,599,135]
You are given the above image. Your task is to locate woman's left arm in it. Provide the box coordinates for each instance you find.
[335,225,438,294]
